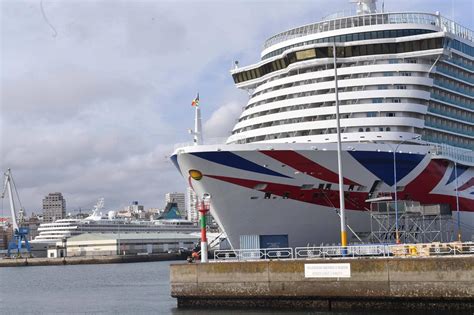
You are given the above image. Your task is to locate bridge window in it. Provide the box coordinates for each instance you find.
[234,37,446,84]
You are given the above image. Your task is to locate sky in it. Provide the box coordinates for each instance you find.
[1,0,473,215]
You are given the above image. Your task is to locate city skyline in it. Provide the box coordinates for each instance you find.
[1,0,472,214]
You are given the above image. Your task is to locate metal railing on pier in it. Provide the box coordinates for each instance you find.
[213,242,474,261]
[213,247,293,261]
[295,244,390,258]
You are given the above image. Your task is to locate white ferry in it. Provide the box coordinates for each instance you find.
[33,199,199,243]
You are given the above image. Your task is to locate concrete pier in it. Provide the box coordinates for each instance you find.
[170,256,474,311]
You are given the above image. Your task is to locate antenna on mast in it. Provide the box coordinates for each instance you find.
[350,0,378,15]
[189,93,203,145]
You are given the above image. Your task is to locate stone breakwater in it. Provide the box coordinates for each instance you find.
[170,256,474,312]
[0,252,187,267]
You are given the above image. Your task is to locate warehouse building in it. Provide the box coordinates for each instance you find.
[47,232,199,258]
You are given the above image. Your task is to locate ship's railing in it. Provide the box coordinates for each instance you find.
[213,247,294,261]
[430,143,474,164]
[173,137,227,151]
[213,242,474,261]
[263,12,473,50]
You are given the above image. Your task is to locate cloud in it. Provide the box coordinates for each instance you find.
[1,0,472,215]
[2,67,147,119]
[203,102,242,140]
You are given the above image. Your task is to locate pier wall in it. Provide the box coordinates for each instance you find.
[170,256,474,311]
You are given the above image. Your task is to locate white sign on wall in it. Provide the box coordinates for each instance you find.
[304,263,351,278]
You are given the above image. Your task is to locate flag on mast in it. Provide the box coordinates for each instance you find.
[191,93,200,107]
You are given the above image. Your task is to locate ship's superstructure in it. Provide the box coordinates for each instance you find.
[172,1,473,249]
[229,9,473,148]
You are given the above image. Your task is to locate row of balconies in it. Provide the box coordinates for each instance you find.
[233,111,424,135]
[433,80,474,98]
[237,97,428,128]
[427,105,474,124]
[424,120,473,137]
[436,65,473,83]
[446,58,474,72]
[422,133,473,150]
[431,92,473,111]
[232,127,417,144]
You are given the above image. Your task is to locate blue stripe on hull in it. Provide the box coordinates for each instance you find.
[349,151,424,186]
[190,151,291,178]
[446,164,469,185]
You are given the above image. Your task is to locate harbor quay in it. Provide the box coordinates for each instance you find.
[170,255,474,312]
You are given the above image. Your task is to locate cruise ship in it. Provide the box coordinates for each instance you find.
[33,199,199,242]
[172,0,473,249]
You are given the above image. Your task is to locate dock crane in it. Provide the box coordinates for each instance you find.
[1,169,31,257]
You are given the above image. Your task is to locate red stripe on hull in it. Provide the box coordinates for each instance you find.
[261,150,359,185]
[458,178,474,192]
[206,174,369,211]
[400,160,472,211]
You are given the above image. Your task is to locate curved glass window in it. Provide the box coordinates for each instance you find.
[233,37,446,84]
[262,29,435,60]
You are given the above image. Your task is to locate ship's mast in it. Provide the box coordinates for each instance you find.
[189,94,203,145]
[194,106,203,145]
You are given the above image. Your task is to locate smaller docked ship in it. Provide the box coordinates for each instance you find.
[32,199,199,243]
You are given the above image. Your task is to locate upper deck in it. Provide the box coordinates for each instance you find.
[262,12,473,59]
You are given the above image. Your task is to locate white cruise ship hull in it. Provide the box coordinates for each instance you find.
[172,143,474,248]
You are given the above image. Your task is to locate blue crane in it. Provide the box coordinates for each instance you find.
[1,169,30,257]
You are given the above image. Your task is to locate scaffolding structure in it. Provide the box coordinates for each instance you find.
[368,200,455,244]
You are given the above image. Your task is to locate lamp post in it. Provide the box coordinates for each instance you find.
[332,41,347,247]
[453,150,472,242]
[391,144,400,244]
[454,160,461,242]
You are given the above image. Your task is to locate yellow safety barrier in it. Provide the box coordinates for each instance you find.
[409,245,417,256]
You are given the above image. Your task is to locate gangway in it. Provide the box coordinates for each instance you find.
[1,169,31,257]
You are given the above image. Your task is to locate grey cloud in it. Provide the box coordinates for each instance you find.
[2,67,147,118]
[203,101,243,140]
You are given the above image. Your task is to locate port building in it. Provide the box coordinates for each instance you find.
[42,192,66,223]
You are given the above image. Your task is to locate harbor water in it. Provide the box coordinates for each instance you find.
[0,261,467,314]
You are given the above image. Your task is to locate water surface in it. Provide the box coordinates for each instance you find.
[0,261,466,314]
